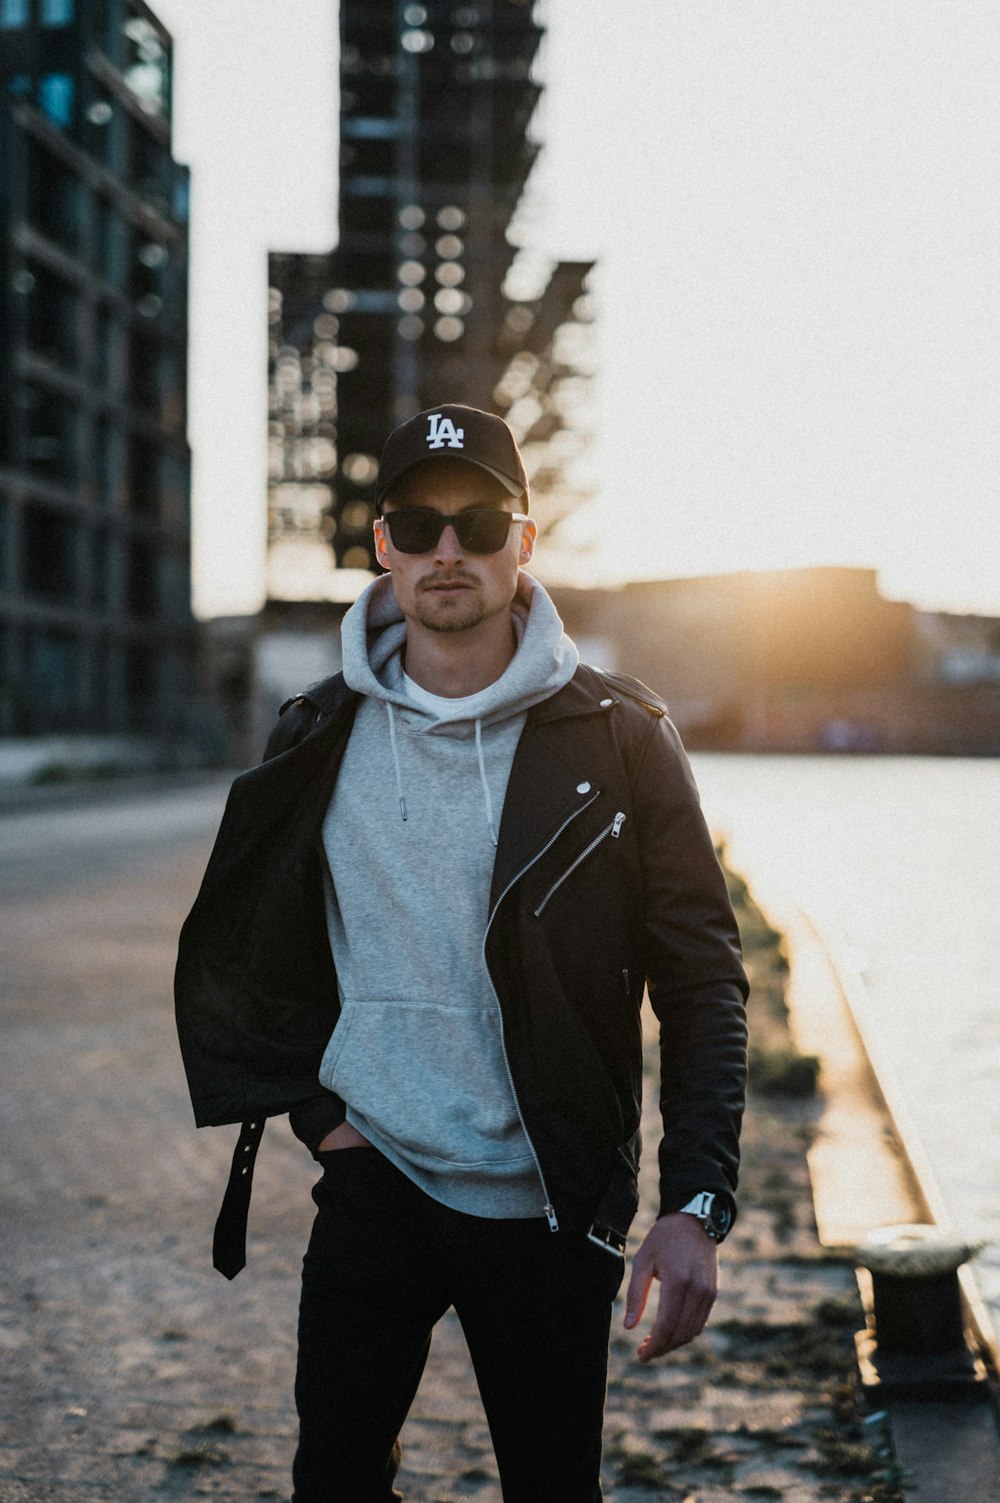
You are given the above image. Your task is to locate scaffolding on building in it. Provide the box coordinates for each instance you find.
[267,0,594,601]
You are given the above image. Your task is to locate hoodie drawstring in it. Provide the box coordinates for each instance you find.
[386,703,407,822]
[475,718,499,847]
[386,702,498,845]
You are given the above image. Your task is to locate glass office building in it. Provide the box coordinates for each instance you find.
[0,0,193,736]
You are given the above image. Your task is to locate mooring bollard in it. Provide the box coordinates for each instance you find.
[853,1223,990,1401]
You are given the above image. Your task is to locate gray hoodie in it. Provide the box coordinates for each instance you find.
[318,571,579,1218]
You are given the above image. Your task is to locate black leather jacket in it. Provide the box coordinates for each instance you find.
[175,664,748,1275]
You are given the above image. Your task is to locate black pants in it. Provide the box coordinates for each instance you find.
[292,1147,625,1503]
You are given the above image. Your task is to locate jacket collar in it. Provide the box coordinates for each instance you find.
[525,665,618,726]
[487,667,620,912]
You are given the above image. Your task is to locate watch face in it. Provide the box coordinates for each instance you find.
[708,1201,733,1239]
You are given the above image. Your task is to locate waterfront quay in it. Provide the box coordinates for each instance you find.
[0,778,992,1500]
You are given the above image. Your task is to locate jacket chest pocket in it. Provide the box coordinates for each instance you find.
[533,811,627,918]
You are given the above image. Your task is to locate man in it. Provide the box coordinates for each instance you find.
[175,404,748,1502]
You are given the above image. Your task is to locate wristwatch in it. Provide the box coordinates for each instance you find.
[677,1191,732,1243]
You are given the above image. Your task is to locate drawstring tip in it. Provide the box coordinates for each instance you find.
[399,796,408,822]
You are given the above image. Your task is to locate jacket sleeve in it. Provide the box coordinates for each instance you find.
[264,690,349,1152]
[631,711,749,1222]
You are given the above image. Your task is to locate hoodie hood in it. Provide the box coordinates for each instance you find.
[340,570,579,732]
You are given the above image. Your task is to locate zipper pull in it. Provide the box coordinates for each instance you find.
[612,811,626,838]
[544,1203,559,1231]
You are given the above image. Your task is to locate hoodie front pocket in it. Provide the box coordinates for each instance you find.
[319,997,536,1171]
[319,1005,358,1078]
[533,812,626,918]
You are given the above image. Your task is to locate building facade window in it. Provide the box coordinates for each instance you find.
[40,0,75,25]
[23,503,77,602]
[126,115,165,207]
[0,0,29,30]
[95,195,125,281]
[127,432,161,514]
[26,138,82,250]
[94,413,117,501]
[84,89,117,166]
[125,642,156,715]
[126,537,157,618]
[127,328,161,415]
[94,305,115,387]
[172,173,189,223]
[20,383,80,483]
[89,528,110,609]
[25,261,79,369]
[38,72,75,127]
[0,497,8,591]
[28,628,80,730]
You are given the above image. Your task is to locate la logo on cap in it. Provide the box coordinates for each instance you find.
[426,413,465,450]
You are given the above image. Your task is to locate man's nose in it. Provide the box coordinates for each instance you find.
[433,521,465,561]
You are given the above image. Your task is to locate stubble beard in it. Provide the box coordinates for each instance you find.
[414,592,487,634]
[414,576,487,634]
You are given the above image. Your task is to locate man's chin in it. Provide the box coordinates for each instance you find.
[415,601,487,634]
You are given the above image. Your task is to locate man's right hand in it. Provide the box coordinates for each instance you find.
[318,1121,372,1152]
[624,1213,719,1362]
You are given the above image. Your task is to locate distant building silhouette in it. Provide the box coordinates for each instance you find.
[267,0,594,600]
[552,568,1000,755]
[0,0,193,739]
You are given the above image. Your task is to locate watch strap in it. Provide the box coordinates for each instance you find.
[677,1191,731,1242]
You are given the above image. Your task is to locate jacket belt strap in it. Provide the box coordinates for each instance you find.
[587,1221,627,1257]
[213,1118,266,1279]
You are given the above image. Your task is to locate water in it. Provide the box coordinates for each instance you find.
[689,753,1000,1334]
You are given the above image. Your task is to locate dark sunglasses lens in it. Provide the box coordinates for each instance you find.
[385,512,442,553]
[454,512,510,552]
[385,510,511,554]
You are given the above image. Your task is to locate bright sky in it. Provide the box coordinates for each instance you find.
[155,0,1000,619]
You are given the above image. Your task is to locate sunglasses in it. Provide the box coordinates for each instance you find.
[382,508,529,555]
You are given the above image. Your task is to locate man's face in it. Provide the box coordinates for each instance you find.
[374,459,536,637]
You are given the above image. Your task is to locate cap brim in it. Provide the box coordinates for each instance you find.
[377,454,525,506]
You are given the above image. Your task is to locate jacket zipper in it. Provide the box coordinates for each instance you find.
[483,790,601,1231]
[532,811,627,918]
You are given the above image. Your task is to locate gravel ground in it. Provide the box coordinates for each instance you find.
[0,796,902,1502]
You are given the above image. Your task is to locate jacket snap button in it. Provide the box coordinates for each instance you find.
[600,698,613,708]
[576,781,591,794]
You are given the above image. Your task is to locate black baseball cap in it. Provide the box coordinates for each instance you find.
[375,404,529,511]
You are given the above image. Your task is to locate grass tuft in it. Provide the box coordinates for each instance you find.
[749,1044,820,1097]
[168,1442,229,1469]
[809,1425,881,1478]
[189,1412,239,1435]
[615,1450,675,1489]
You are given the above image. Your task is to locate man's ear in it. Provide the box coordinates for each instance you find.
[518,518,537,566]
[373,518,391,570]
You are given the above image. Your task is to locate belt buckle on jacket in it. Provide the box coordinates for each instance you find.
[587,1220,627,1257]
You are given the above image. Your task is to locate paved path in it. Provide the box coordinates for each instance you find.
[0,781,885,1502]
